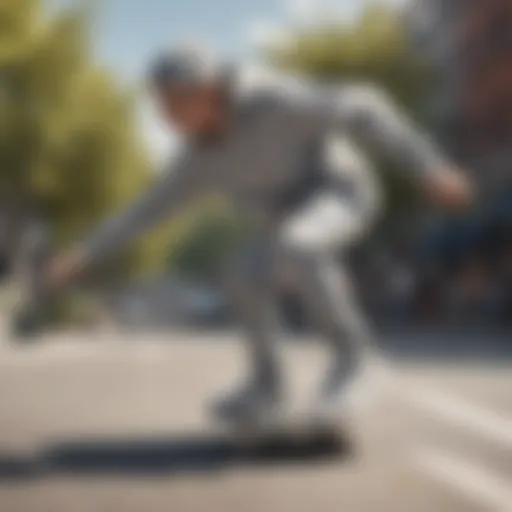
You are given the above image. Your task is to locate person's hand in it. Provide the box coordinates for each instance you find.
[424,169,474,210]
[45,249,87,293]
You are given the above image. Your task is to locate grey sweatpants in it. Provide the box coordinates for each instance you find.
[223,189,377,386]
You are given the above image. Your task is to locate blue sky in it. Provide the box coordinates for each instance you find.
[48,0,409,80]
[47,0,406,162]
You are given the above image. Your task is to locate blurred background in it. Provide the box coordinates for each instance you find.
[1,0,510,334]
[0,1,511,511]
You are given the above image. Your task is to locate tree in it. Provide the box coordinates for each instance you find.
[0,0,168,278]
[168,198,248,283]
[267,2,432,223]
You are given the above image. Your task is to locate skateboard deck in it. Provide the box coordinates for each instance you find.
[223,411,353,456]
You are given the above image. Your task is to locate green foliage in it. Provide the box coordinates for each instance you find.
[168,198,248,282]
[268,2,430,218]
[0,0,168,275]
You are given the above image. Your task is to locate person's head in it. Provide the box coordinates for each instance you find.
[149,45,231,138]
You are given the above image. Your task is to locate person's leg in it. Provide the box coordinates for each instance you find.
[292,254,375,394]
[212,234,283,422]
[279,191,378,417]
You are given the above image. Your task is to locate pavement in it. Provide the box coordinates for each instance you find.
[0,329,511,512]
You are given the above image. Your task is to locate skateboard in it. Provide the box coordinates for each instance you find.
[223,411,354,458]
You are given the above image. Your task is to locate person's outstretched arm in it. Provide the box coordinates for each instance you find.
[46,152,204,290]
[332,84,473,208]
[262,72,473,208]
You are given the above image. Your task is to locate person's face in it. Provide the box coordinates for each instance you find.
[154,83,226,137]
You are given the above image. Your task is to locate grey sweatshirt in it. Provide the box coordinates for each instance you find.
[79,67,450,264]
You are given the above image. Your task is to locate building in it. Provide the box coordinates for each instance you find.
[406,0,512,196]
[405,0,461,152]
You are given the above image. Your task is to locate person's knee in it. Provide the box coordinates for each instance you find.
[279,217,332,257]
[277,217,331,269]
[280,195,370,257]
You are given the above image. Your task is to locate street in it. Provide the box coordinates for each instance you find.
[0,329,511,512]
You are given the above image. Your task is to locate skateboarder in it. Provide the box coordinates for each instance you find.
[43,45,473,424]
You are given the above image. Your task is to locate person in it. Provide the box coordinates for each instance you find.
[43,45,473,425]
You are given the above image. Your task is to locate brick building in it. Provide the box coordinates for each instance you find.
[407,0,512,196]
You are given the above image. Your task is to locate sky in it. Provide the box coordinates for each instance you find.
[48,0,407,164]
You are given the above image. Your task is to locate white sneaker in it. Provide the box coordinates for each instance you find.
[310,353,393,422]
[210,378,283,426]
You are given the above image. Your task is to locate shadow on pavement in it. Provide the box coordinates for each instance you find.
[0,431,353,481]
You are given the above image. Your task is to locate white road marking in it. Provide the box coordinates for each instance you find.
[403,387,512,447]
[414,447,512,511]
